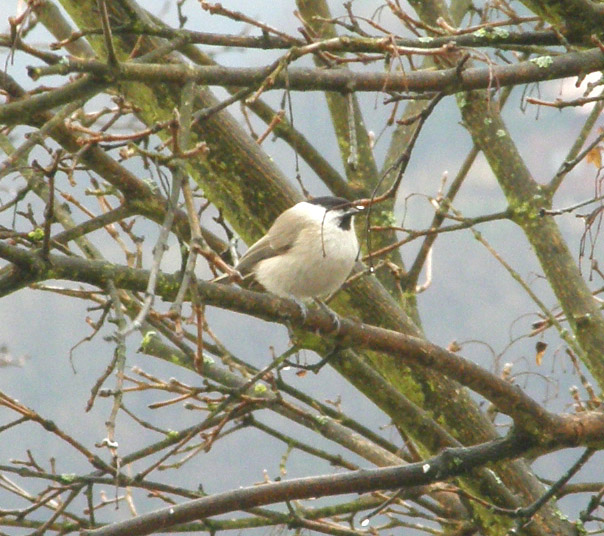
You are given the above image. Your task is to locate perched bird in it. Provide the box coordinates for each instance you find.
[216,196,363,325]
[230,196,362,297]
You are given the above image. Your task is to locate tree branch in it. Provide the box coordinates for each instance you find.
[0,242,572,436]
[20,46,604,108]
[85,432,530,536]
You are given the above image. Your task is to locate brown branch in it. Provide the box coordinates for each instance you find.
[0,75,105,126]
[46,25,563,53]
[0,242,567,437]
[84,433,529,536]
[0,392,113,473]
[0,74,225,258]
[96,0,118,66]
[20,46,604,106]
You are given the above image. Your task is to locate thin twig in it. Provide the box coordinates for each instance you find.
[96,0,118,66]
[470,223,585,359]
[550,127,604,193]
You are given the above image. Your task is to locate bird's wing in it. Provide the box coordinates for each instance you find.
[235,234,279,275]
[235,205,306,275]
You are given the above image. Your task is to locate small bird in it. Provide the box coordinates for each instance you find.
[218,196,363,318]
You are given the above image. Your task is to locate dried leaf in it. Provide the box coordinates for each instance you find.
[586,146,602,169]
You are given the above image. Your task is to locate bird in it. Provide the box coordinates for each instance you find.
[216,196,363,325]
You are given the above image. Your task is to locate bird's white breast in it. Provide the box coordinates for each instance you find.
[253,210,358,299]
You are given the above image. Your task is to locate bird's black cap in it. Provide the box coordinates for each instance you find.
[308,196,363,231]
[309,196,361,211]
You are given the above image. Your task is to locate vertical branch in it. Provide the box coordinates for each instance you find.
[104,281,127,476]
[42,162,54,260]
[295,0,379,188]
[169,80,207,372]
[346,92,358,170]
[39,151,62,259]
[96,0,118,66]
[169,79,198,320]
[119,81,199,336]
[363,92,445,272]
[405,81,514,289]
[461,87,604,389]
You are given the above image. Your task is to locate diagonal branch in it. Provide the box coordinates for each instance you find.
[0,242,565,434]
[84,432,531,536]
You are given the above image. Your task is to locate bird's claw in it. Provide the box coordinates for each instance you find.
[290,296,308,322]
[315,299,341,334]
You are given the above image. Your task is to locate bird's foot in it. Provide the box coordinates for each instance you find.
[314,299,341,334]
[291,296,308,322]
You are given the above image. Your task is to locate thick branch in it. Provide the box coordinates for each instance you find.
[86,433,530,536]
[53,25,562,52]
[20,46,604,105]
[0,243,574,437]
[518,0,604,39]
[460,89,604,389]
